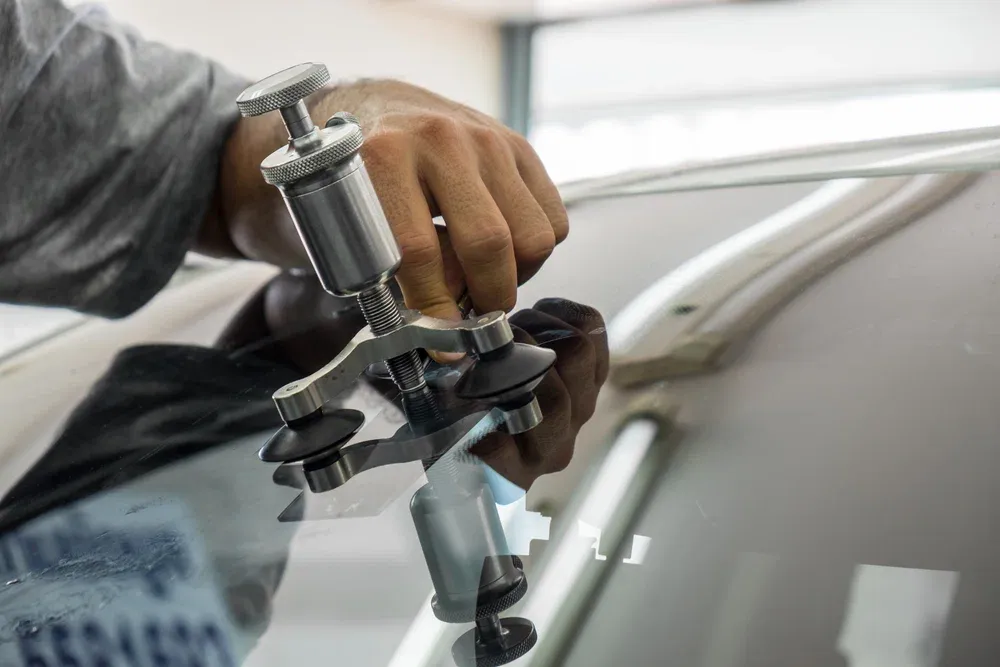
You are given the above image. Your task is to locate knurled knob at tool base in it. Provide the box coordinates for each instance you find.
[236,63,330,117]
[432,572,528,623]
[431,556,527,624]
[452,618,538,667]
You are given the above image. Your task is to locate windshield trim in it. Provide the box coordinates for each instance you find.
[559,124,1000,203]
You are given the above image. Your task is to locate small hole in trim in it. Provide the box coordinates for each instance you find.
[672,304,698,316]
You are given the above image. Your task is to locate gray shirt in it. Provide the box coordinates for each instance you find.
[0,0,249,317]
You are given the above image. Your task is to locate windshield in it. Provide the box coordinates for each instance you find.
[4,164,1000,667]
[0,273,609,667]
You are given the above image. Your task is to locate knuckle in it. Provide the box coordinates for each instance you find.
[518,228,557,265]
[470,125,506,154]
[464,226,513,262]
[418,113,464,144]
[506,130,535,156]
[362,129,408,157]
[545,199,570,242]
[394,231,439,272]
[361,131,409,169]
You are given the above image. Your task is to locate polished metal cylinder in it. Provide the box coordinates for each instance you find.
[282,156,401,297]
[500,395,543,434]
[279,100,315,139]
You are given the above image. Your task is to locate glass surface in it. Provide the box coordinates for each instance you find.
[4,166,1000,667]
[0,273,610,667]
[559,170,1000,667]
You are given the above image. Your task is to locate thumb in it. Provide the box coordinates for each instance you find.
[400,288,466,364]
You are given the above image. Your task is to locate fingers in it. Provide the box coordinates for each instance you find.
[364,111,566,322]
[418,118,518,314]
[510,133,570,245]
[362,132,461,323]
[476,135,557,285]
[435,225,466,302]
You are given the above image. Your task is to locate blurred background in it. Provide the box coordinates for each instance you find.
[5,0,1000,353]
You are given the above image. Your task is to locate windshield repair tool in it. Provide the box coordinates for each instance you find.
[236,63,555,463]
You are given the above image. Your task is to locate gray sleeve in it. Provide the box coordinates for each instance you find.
[0,0,250,317]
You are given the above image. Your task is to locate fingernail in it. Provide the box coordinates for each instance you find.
[425,305,466,364]
[430,350,466,364]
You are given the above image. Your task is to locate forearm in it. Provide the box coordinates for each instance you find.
[198,111,291,264]
[0,0,248,317]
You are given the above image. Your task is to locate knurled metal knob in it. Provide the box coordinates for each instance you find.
[236,63,330,117]
[258,122,364,185]
[237,62,365,186]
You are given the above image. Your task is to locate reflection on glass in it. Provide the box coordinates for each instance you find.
[838,564,959,667]
[0,270,609,667]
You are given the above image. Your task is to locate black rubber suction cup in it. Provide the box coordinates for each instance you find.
[454,343,556,401]
[451,617,538,667]
[258,408,365,463]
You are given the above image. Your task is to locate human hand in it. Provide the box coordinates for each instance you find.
[216,79,568,323]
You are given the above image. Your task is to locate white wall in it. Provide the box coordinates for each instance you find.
[76,0,502,115]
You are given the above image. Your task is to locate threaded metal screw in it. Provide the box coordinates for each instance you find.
[356,283,427,394]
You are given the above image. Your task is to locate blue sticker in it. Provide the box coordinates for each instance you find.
[0,493,240,667]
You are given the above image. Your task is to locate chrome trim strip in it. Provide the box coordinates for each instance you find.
[560,125,1000,203]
